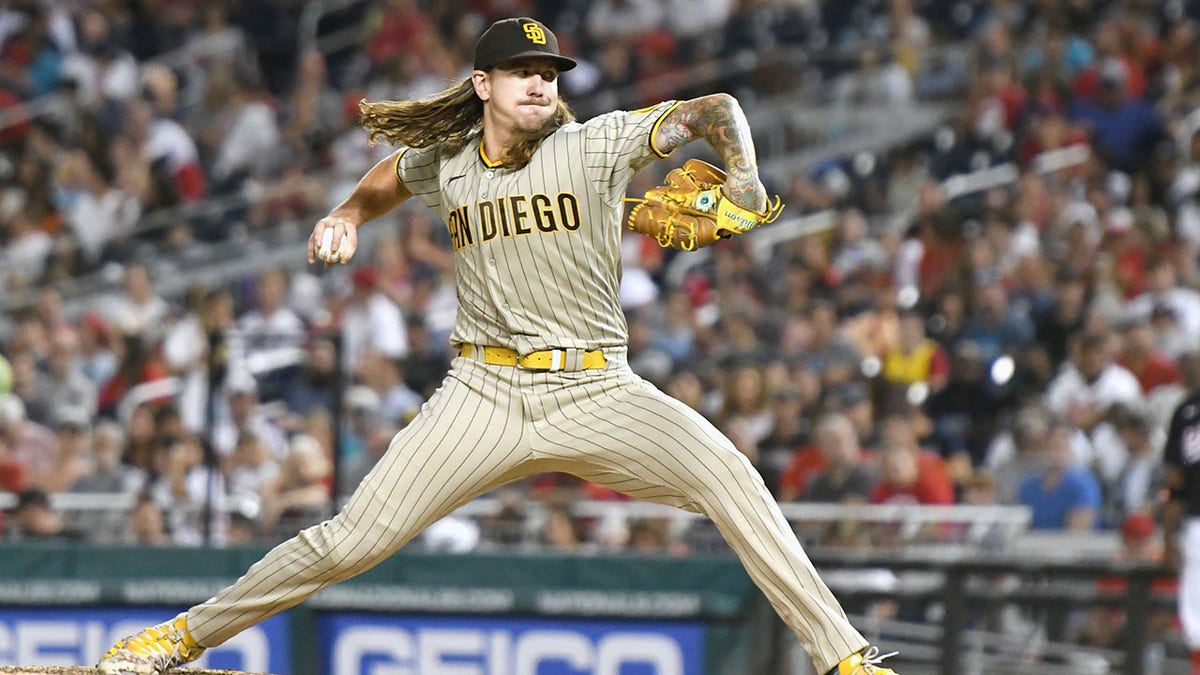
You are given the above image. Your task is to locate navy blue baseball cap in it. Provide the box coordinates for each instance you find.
[473,18,577,72]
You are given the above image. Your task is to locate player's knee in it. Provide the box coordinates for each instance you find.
[297,516,399,575]
[694,448,766,505]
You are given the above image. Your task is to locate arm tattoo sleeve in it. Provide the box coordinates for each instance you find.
[652,94,767,211]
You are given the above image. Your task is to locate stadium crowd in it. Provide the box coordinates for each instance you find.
[0,0,1196,598]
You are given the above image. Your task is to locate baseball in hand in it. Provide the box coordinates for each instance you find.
[317,228,345,263]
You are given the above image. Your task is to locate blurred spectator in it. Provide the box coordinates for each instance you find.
[77,312,118,388]
[627,310,673,383]
[96,331,171,420]
[832,46,913,105]
[0,437,27,494]
[71,420,140,493]
[758,385,810,489]
[260,433,330,541]
[925,340,1006,468]
[1128,258,1200,336]
[5,487,77,541]
[211,371,287,460]
[164,288,232,433]
[104,264,169,344]
[284,334,339,419]
[207,71,282,192]
[399,314,451,400]
[357,351,421,427]
[32,329,97,420]
[1017,422,1102,531]
[718,363,772,445]
[226,509,263,546]
[1045,331,1142,436]
[960,274,1035,365]
[586,0,663,45]
[0,211,53,288]
[340,419,398,498]
[987,404,1052,505]
[804,414,876,504]
[803,298,862,386]
[125,492,170,547]
[541,504,584,551]
[341,266,408,373]
[0,393,56,487]
[1068,57,1166,173]
[1116,314,1182,395]
[59,8,139,108]
[881,309,950,391]
[54,150,141,266]
[39,405,92,493]
[1105,407,1164,527]
[626,516,676,555]
[149,435,226,546]
[125,98,206,204]
[870,414,955,505]
[237,268,306,402]
[365,0,436,69]
[226,433,279,508]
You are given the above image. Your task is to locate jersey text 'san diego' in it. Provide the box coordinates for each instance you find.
[396,100,680,356]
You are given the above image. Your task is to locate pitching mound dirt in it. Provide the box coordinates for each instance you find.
[0,662,265,667]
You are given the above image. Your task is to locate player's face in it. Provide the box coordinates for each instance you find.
[480,58,560,134]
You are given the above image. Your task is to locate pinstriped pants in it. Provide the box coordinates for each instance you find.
[186,353,866,672]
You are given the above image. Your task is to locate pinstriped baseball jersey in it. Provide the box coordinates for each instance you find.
[396,100,680,356]
[148,101,870,675]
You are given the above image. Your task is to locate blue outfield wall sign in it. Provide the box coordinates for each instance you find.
[0,607,290,674]
[319,613,705,675]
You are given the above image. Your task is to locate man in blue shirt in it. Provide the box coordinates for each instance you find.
[1018,421,1102,530]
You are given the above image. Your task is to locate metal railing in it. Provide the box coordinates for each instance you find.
[803,549,1177,675]
[1,490,1031,551]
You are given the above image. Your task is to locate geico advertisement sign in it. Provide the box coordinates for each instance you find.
[321,614,704,675]
[0,608,289,674]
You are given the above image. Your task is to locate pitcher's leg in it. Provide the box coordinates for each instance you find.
[531,374,866,673]
[188,361,531,647]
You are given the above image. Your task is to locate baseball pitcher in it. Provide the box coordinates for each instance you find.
[99,17,897,675]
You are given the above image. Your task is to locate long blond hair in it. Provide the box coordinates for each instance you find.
[359,77,575,170]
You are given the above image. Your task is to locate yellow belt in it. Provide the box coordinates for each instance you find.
[459,344,607,371]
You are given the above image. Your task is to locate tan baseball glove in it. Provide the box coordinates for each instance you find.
[623,159,784,251]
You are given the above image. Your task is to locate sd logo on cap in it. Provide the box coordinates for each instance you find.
[473,17,577,72]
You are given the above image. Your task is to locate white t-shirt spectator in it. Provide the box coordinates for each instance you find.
[1045,364,1142,424]
[1,227,53,286]
[64,187,141,265]
[663,0,733,39]
[587,0,663,42]
[238,303,306,387]
[342,293,408,372]
[1128,287,1200,335]
[212,101,281,184]
[105,291,169,342]
[147,118,201,172]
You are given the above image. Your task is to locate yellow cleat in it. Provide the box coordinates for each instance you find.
[836,646,900,674]
[96,613,205,675]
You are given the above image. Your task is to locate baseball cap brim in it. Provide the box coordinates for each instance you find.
[489,51,577,72]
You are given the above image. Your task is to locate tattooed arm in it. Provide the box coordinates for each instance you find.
[653,94,768,212]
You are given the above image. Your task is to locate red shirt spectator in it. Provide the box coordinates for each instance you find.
[366,1,435,67]
[97,335,171,418]
[871,447,955,505]
[1118,320,1182,394]
[778,445,825,501]
[0,438,27,493]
